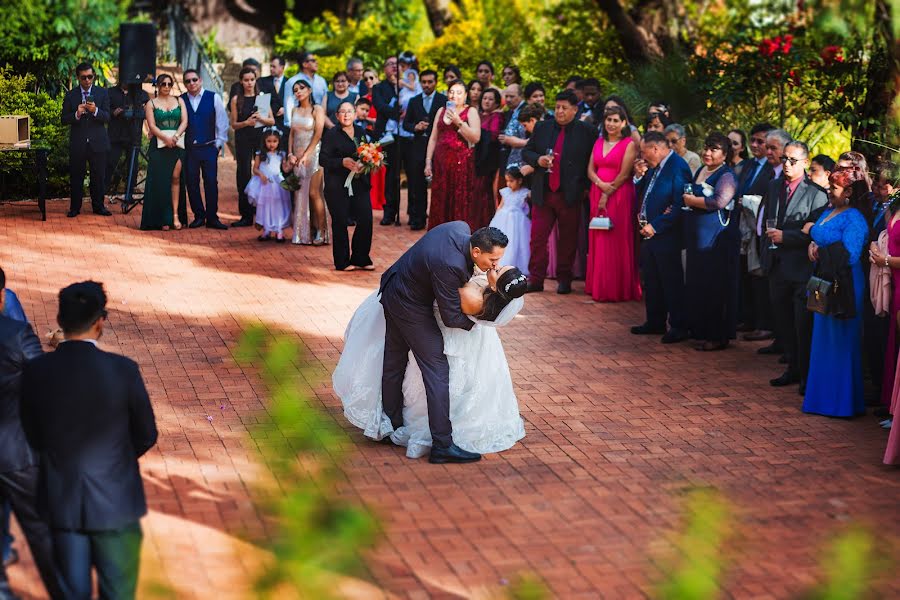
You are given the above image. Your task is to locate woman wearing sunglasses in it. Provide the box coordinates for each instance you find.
[141,73,188,231]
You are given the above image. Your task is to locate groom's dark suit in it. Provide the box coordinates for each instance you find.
[379,221,475,449]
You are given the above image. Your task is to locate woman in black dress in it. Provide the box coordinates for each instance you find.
[320,101,373,271]
[230,67,275,227]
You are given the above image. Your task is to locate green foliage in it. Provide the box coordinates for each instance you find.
[234,326,379,599]
[808,527,876,600]
[0,67,69,196]
[199,27,228,64]
[0,0,127,92]
[505,573,550,599]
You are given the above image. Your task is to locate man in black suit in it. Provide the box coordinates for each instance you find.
[22,282,157,600]
[759,141,828,395]
[380,224,507,464]
[401,69,446,231]
[257,56,289,148]
[61,62,112,218]
[0,270,63,600]
[105,81,149,198]
[372,56,402,226]
[522,90,598,294]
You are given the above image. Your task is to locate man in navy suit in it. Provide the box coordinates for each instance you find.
[401,69,446,230]
[379,224,507,464]
[61,62,112,217]
[22,282,157,600]
[631,131,693,343]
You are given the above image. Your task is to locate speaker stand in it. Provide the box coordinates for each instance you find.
[120,141,147,214]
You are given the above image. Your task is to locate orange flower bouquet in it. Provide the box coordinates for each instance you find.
[344,141,386,196]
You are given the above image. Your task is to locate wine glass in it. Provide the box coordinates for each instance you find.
[682,183,694,211]
[546,148,555,174]
[766,218,778,249]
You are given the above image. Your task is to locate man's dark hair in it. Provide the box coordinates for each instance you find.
[750,122,776,136]
[643,131,668,146]
[242,58,261,68]
[355,96,372,108]
[443,64,462,81]
[555,89,579,106]
[811,154,836,173]
[0,266,5,290]
[183,68,200,79]
[470,226,508,252]
[523,82,545,101]
[58,281,107,335]
[271,56,286,67]
[581,77,600,89]
[420,69,438,80]
[517,103,545,123]
[75,62,93,75]
[476,60,495,74]
[300,52,316,65]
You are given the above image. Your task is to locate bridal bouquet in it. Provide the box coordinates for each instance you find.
[344,140,386,197]
[280,172,303,193]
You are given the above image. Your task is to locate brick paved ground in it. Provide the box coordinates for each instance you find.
[2,160,898,599]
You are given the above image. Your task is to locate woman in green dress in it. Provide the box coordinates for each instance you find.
[141,73,188,230]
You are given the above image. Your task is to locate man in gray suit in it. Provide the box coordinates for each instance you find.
[760,140,828,395]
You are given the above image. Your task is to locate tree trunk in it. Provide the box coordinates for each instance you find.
[423,0,453,37]
[593,0,667,64]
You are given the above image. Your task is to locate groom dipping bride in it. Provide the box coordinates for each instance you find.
[333,223,528,463]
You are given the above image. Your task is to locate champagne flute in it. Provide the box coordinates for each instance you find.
[546,148,555,174]
[682,183,694,211]
[766,218,778,249]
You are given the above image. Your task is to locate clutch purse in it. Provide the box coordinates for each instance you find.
[806,275,834,315]
[157,129,185,149]
[589,216,613,230]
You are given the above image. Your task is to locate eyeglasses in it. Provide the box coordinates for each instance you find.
[337,109,355,115]
[666,137,680,145]
[158,81,173,88]
[184,77,199,83]
[781,155,805,166]
[79,74,94,80]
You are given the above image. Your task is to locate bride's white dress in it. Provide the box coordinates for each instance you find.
[333,271,526,458]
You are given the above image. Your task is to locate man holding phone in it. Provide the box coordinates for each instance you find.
[61,62,112,218]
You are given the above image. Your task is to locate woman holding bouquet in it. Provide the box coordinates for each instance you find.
[320,101,374,271]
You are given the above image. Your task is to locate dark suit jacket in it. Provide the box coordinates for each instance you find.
[738,158,775,198]
[0,315,42,473]
[258,75,289,127]
[22,341,157,531]
[320,124,371,198]
[522,119,598,207]
[760,176,829,282]
[401,92,447,141]
[61,85,111,152]
[107,85,149,144]
[636,152,692,250]
[379,221,475,331]
[372,80,400,138]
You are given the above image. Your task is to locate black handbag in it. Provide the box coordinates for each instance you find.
[806,275,834,315]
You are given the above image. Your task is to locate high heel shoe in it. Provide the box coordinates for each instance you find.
[312,232,325,246]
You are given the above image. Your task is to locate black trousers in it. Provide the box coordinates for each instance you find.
[185,145,219,222]
[52,523,142,600]
[0,465,63,599]
[382,143,401,220]
[381,302,452,448]
[401,136,428,226]
[69,144,107,213]
[234,134,257,220]
[640,241,688,332]
[324,181,373,270]
[769,273,812,381]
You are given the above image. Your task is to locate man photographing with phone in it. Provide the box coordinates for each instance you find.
[62,62,112,218]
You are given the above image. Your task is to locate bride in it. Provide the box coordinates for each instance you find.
[333,266,527,459]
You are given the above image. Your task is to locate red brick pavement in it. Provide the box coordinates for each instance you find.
[1,160,898,599]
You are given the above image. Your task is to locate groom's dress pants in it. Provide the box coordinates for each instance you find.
[381,305,453,449]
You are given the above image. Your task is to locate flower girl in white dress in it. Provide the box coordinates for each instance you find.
[245,129,291,242]
[333,266,528,458]
[489,168,531,275]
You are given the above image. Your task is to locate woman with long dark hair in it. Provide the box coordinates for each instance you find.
[287,79,327,245]
[231,67,275,227]
[727,128,750,176]
[141,73,187,231]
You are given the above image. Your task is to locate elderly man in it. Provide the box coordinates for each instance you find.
[498,83,525,176]
[760,140,828,395]
[664,123,702,173]
[346,57,367,96]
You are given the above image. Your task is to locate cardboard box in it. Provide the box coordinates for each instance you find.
[0,115,30,146]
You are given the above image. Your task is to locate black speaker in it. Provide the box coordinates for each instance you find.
[119,23,156,84]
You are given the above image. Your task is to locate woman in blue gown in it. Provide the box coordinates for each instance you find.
[803,170,870,417]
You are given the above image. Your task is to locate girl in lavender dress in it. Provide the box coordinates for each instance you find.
[489,168,531,275]
[245,129,291,242]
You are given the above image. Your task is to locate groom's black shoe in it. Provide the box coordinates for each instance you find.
[429,443,481,464]
[206,220,228,230]
[188,218,206,229]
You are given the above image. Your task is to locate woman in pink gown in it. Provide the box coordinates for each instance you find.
[881,209,900,464]
[424,80,482,230]
[584,105,641,302]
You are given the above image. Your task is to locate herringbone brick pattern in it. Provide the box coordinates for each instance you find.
[1,160,898,599]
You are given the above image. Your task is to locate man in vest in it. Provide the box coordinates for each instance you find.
[182,69,229,229]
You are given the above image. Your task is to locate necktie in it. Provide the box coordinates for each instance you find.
[778,180,791,225]
[549,125,565,192]
[424,94,432,115]
[640,167,660,219]
[82,89,88,103]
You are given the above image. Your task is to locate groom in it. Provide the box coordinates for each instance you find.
[380,223,508,464]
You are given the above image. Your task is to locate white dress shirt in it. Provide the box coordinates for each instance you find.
[75,84,98,119]
[187,88,229,148]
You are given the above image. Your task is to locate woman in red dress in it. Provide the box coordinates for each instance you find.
[363,69,385,211]
[584,105,641,302]
[424,80,482,230]
[473,88,504,229]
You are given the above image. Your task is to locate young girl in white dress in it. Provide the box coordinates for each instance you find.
[490,167,531,275]
[245,129,291,242]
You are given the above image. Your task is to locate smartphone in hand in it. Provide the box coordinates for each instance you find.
[85,95,94,104]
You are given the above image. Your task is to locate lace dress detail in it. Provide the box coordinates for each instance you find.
[291,109,322,244]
